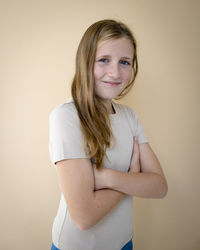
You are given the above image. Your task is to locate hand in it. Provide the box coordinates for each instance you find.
[93,166,107,191]
[129,136,141,173]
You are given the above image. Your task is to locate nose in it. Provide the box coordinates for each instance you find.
[107,63,120,79]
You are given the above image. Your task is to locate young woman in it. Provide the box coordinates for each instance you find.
[49,19,168,250]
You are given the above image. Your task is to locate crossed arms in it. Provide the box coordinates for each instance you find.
[55,137,168,230]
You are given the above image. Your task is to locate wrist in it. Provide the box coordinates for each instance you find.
[129,163,140,173]
[129,168,140,174]
[105,168,122,190]
[101,168,111,189]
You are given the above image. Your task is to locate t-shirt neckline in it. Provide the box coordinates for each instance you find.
[110,102,117,116]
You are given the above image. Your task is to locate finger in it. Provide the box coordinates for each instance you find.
[133,136,139,153]
[132,137,139,162]
[134,136,138,144]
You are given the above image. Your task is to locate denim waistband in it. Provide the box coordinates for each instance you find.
[51,239,133,250]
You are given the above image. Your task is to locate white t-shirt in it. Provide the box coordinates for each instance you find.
[49,99,147,250]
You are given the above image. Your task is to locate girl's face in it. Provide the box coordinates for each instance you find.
[93,37,134,105]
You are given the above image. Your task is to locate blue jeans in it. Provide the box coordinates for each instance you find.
[51,239,133,250]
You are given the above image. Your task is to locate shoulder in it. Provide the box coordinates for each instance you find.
[112,102,147,143]
[49,98,78,122]
[112,102,137,118]
[112,102,142,130]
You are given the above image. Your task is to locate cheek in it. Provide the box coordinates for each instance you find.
[123,68,132,81]
[94,65,105,80]
[93,65,100,79]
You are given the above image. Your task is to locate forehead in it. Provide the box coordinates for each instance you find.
[96,37,134,57]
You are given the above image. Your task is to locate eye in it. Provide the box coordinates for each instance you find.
[120,60,131,66]
[98,58,109,63]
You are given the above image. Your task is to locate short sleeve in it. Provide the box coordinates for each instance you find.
[49,103,88,166]
[127,107,148,144]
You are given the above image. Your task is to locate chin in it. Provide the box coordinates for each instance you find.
[99,95,118,103]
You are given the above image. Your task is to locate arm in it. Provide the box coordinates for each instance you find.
[94,138,168,198]
[55,158,125,230]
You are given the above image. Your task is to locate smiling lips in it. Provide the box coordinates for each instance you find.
[102,81,121,86]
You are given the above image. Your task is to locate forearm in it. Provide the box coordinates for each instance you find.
[89,189,124,227]
[103,169,168,198]
[74,188,125,230]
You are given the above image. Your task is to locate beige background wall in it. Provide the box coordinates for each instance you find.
[1,0,199,249]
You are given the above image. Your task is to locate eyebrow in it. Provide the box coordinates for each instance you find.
[121,56,132,60]
[96,55,132,60]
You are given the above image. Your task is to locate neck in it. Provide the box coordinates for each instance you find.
[102,99,115,114]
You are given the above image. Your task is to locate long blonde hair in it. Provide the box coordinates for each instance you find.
[71,19,138,169]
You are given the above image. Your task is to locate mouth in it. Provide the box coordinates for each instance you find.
[102,81,121,86]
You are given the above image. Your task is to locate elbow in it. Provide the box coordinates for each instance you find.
[68,203,97,231]
[157,178,168,199]
[162,181,168,198]
[71,214,94,231]
[76,221,92,231]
